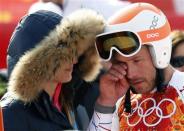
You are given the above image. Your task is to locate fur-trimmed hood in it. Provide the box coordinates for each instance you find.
[8,9,105,102]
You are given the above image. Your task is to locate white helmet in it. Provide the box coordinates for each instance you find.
[96,2,172,69]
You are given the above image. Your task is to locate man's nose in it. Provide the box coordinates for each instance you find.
[126,63,137,79]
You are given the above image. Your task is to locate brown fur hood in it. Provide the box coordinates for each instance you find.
[8,9,105,102]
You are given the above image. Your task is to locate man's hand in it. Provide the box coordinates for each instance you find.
[97,63,129,107]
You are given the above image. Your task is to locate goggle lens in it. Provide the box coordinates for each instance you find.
[96,31,140,60]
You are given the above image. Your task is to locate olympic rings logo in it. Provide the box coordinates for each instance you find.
[149,16,159,30]
[121,98,176,127]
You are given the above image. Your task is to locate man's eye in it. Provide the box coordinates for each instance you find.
[134,59,141,63]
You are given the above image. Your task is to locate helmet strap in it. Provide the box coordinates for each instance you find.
[155,69,167,92]
[124,88,131,113]
[124,86,137,113]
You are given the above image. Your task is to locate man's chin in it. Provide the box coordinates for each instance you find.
[130,84,143,94]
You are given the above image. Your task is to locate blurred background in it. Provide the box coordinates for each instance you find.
[1,0,184,97]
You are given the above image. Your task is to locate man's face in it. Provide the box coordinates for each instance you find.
[113,46,156,94]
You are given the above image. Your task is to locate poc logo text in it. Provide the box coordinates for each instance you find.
[147,33,159,38]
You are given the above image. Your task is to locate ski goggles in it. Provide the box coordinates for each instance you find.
[95,31,141,61]
[95,21,171,61]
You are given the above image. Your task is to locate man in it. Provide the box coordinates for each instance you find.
[88,3,184,130]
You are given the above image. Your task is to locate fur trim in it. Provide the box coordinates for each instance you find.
[8,9,105,102]
[56,9,105,81]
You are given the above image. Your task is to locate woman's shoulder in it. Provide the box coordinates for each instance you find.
[0,92,26,111]
[0,93,31,130]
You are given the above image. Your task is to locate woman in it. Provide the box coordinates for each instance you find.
[1,9,105,130]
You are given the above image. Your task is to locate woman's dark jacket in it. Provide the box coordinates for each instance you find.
[1,79,99,131]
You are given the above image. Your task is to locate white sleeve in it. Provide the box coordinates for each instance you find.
[111,108,119,131]
[111,97,123,131]
[87,111,113,131]
[88,97,123,131]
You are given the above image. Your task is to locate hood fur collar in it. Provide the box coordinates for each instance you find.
[8,9,105,102]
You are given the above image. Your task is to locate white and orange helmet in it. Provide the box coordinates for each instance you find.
[96,2,172,69]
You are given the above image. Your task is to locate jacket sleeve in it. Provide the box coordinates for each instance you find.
[111,99,121,131]
[87,97,123,131]
[87,111,113,131]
